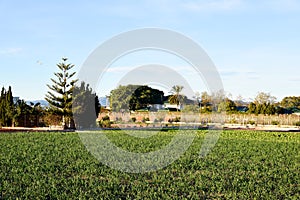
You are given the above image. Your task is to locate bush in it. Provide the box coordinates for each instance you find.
[247,120,256,125]
[98,115,111,128]
[100,120,111,128]
[142,117,150,123]
[271,121,280,125]
[102,115,110,121]
[229,118,237,124]
[174,117,181,122]
[295,121,300,126]
[131,117,136,123]
[168,117,181,123]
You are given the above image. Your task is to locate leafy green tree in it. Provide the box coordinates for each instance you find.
[199,91,212,113]
[265,103,276,115]
[254,92,276,105]
[281,96,300,109]
[13,99,32,127]
[45,58,78,129]
[129,86,164,111]
[248,102,256,114]
[28,102,45,127]
[73,82,101,129]
[218,98,236,113]
[248,92,277,115]
[110,85,164,112]
[110,85,138,112]
[168,85,184,111]
[255,104,262,115]
[42,108,62,126]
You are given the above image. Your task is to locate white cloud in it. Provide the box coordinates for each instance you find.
[105,66,136,73]
[289,77,300,82]
[219,68,260,77]
[0,48,22,55]
[106,65,200,75]
[264,0,300,12]
[182,0,242,12]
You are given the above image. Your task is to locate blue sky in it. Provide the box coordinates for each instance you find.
[1,0,299,101]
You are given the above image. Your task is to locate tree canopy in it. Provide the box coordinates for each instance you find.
[110,85,164,112]
[73,82,101,129]
[129,86,164,111]
[217,98,237,113]
[281,96,300,109]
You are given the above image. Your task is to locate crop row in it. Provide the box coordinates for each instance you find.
[0,130,299,199]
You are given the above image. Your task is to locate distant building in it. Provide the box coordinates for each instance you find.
[236,106,249,112]
[164,102,182,111]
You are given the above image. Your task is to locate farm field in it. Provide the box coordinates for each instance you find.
[0,130,299,199]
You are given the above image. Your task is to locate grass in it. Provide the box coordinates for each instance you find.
[0,130,299,199]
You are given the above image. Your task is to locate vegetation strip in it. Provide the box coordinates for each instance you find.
[0,130,299,199]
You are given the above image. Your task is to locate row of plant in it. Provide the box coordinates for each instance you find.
[2,57,299,129]
[0,130,299,198]
[98,113,300,128]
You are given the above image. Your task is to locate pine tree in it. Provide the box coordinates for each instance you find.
[45,58,78,129]
[6,86,14,126]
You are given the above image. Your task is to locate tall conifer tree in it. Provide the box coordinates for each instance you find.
[45,58,78,128]
[0,86,14,126]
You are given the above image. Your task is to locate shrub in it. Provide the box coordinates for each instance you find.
[229,118,237,124]
[174,117,181,122]
[271,121,280,125]
[100,120,111,128]
[168,117,181,123]
[131,117,136,123]
[142,117,150,123]
[247,120,256,125]
[295,121,300,126]
[98,115,111,128]
[102,115,110,121]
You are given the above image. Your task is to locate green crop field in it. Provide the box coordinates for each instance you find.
[0,130,299,199]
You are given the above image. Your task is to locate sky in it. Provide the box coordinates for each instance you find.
[0,0,299,102]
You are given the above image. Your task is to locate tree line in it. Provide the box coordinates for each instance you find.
[0,58,100,129]
[1,57,299,129]
[109,85,300,115]
[0,86,45,127]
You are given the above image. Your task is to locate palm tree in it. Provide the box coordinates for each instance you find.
[168,85,184,111]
